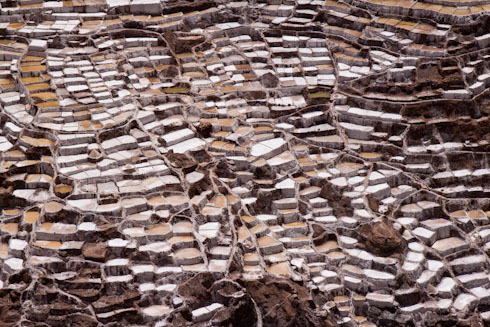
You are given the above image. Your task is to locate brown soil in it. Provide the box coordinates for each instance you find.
[358,221,406,257]
[196,121,212,138]
[82,242,107,262]
[240,277,335,327]
[174,273,335,327]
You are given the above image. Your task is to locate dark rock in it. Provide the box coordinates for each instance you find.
[259,73,279,88]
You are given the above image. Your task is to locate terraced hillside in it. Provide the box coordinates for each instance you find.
[0,0,490,326]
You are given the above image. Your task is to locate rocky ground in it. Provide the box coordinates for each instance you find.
[1,0,490,326]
